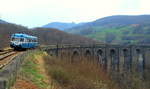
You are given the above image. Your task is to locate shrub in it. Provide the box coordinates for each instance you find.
[44,55,120,89]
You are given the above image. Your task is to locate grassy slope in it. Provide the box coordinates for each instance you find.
[66,15,150,44]
[86,26,132,43]
[74,25,150,44]
[17,50,50,89]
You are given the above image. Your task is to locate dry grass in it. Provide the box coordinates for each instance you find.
[112,70,150,89]
[43,55,120,89]
[17,50,51,89]
[16,50,150,89]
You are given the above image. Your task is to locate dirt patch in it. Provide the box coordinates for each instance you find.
[12,79,40,89]
[35,54,52,88]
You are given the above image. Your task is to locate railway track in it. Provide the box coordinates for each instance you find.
[0,49,14,55]
[0,50,19,69]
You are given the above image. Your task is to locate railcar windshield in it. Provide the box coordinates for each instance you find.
[11,37,19,41]
[11,37,24,42]
[11,37,15,41]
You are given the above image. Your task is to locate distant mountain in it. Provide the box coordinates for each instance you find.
[65,15,150,44]
[42,22,85,30]
[66,15,150,32]
[0,19,8,24]
[91,15,150,26]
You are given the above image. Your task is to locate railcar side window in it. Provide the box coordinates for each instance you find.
[20,38,24,42]
[31,39,33,42]
[29,39,31,42]
[24,38,27,42]
[35,39,37,42]
[34,39,36,42]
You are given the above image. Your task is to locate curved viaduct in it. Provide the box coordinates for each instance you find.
[44,44,150,74]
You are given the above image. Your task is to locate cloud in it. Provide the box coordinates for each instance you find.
[139,0,150,14]
[0,0,150,27]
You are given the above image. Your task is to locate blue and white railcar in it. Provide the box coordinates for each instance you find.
[10,33,38,50]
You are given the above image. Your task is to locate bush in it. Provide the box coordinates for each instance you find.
[44,55,119,89]
[49,67,71,86]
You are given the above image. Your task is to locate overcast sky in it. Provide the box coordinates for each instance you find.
[0,0,149,28]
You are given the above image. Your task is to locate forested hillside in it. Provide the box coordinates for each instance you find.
[0,23,31,49]
[0,23,98,49]
[32,28,97,45]
[65,15,150,44]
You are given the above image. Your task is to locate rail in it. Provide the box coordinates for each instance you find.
[0,49,13,55]
[0,50,24,89]
[0,51,18,69]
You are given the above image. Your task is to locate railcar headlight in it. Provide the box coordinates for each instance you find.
[14,41,20,45]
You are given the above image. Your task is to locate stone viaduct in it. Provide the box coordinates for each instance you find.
[43,44,150,77]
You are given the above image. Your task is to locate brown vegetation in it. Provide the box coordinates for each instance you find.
[32,28,98,45]
[110,71,150,89]
[43,55,120,89]
[12,79,40,89]
[12,50,150,89]
[0,23,31,49]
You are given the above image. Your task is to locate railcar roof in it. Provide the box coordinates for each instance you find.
[11,33,37,39]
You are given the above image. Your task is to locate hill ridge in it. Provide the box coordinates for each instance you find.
[65,15,150,44]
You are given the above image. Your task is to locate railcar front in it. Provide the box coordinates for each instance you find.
[10,33,38,50]
[10,34,23,49]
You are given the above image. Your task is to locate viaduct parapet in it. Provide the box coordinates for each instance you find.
[44,44,150,78]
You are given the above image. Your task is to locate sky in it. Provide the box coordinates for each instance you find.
[0,0,150,28]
